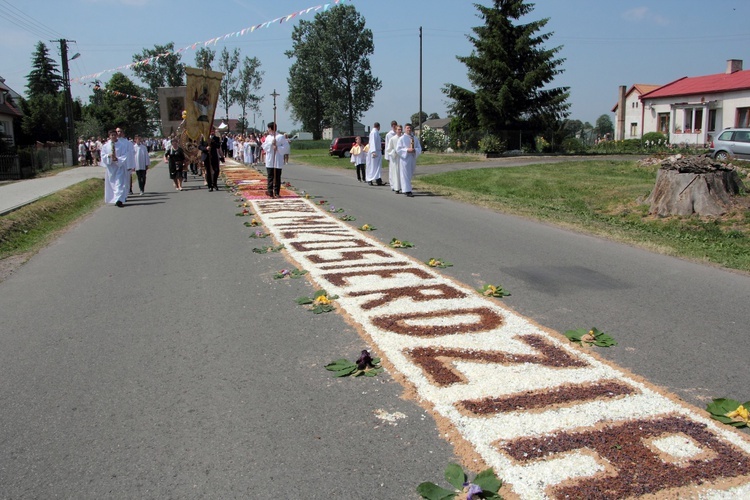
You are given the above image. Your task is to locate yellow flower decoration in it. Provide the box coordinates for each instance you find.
[483,285,497,296]
[314,295,331,306]
[726,405,750,424]
[181,110,187,120]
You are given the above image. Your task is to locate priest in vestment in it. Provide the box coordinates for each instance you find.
[365,122,383,185]
[396,123,422,197]
[100,129,131,207]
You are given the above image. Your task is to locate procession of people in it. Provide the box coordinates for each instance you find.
[99,116,422,209]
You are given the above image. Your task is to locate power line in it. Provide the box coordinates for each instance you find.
[0,0,63,39]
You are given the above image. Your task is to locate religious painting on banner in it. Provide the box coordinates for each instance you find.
[184,67,224,142]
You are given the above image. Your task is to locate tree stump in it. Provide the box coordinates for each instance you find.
[645,155,745,217]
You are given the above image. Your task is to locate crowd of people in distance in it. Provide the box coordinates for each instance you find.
[351,120,422,197]
[98,123,294,207]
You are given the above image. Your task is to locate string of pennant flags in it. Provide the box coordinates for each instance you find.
[73,81,158,104]
[70,0,352,85]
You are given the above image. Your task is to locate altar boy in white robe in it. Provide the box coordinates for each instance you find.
[396,123,421,197]
[385,124,402,193]
[100,129,130,207]
[365,122,383,185]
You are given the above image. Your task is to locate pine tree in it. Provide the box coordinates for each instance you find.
[26,41,62,98]
[443,0,570,141]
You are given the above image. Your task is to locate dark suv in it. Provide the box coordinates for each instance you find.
[329,136,386,158]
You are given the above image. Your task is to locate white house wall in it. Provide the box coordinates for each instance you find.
[643,90,750,145]
[624,93,644,139]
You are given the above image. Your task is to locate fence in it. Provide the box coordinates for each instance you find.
[0,154,20,181]
[0,144,73,180]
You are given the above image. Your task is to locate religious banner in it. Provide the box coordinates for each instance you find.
[184,67,224,141]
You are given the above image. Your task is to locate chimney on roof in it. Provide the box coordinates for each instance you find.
[726,59,743,74]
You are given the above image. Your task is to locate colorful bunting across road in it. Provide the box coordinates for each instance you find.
[70,1,353,84]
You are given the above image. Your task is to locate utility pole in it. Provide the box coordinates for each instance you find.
[54,39,78,165]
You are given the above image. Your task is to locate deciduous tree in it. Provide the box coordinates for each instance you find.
[231,56,264,134]
[218,47,240,122]
[131,43,185,121]
[286,4,381,137]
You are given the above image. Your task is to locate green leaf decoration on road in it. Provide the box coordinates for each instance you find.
[296,289,339,313]
[274,268,308,279]
[477,284,511,298]
[564,327,617,347]
[707,398,750,427]
[252,244,284,254]
[359,224,376,231]
[389,238,414,248]
[324,350,382,377]
[426,258,452,268]
[417,463,502,500]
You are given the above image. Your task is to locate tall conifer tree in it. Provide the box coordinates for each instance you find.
[26,41,62,98]
[443,0,570,139]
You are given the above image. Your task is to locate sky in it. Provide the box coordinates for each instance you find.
[2,0,750,134]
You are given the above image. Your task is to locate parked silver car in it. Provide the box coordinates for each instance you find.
[709,127,750,160]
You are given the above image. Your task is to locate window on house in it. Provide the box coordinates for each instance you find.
[683,109,693,132]
[658,113,670,134]
[708,109,717,131]
[630,123,638,136]
[736,107,750,127]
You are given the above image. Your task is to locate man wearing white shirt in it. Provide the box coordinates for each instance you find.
[133,135,150,195]
[261,122,290,198]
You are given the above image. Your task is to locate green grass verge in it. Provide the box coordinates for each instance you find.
[0,178,104,260]
[415,160,750,272]
[290,147,483,169]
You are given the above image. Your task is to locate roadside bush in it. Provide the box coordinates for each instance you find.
[479,134,506,153]
[535,135,551,153]
[421,126,450,152]
[561,137,586,154]
[642,132,667,144]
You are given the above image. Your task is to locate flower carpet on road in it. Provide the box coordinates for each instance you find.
[237,175,750,498]
[223,164,297,199]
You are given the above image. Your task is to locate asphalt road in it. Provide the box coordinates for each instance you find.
[0,165,456,498]
[1,156,748,498]
[283,157,749,409]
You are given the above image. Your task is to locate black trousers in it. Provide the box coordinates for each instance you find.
[356,163,365,181]
[207,167,219,188]
[266,167,282,195]
[135,170,147,192]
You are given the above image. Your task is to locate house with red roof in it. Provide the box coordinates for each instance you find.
[612,84,661,141]
[638,59,750,146]
[0,77,23,146]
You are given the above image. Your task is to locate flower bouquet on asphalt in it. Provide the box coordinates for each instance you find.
[274,268,308,279]
[417,463,502,500]
[296,289,339,313]
[426,258,452,268]
[325,350,383,377]
[564,327,617,347]
[477,284,510,298]
[359,223,376,231]
[389,238,414,248]
[707,399,750,427]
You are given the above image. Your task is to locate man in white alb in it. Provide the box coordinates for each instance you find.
[396,123,422,197]
[365,122,383,185]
